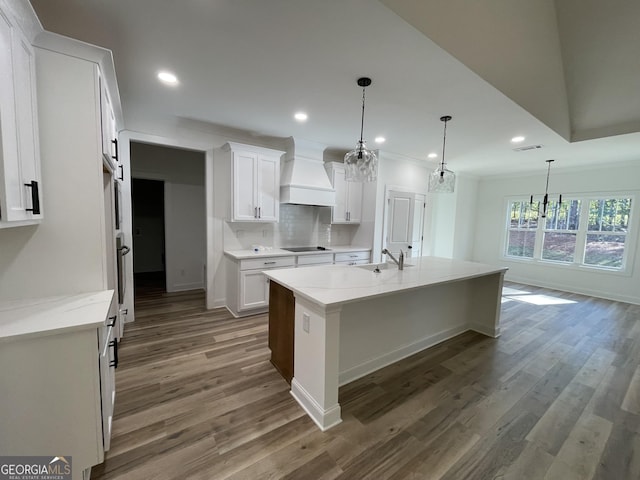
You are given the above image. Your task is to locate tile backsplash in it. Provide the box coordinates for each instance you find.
[224,204,356,250]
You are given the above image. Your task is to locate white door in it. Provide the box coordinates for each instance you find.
[346,180,363,223]
[239,270,269,310]
[233,151,258,221]
[384,190,425,258]
[256,154,279,222]
[331,165,348,223]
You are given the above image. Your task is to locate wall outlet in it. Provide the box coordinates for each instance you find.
[262,229,268,238]
[302,313,310,333]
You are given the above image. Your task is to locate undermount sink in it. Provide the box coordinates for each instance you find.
[357,262,414,272]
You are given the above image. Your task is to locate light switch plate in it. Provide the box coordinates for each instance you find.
[302,313,310,333]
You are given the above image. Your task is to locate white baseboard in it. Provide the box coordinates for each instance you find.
[469,322,500,338]
[167,281,204,293]
[505,274,640,305]
[338,324,468,386]
[290,378,342,431]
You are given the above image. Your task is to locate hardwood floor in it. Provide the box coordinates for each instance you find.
[91,283,640,480]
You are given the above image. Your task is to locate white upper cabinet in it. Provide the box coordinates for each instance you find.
[222,142,283,222]
[325,162,362,224]
[0,6,42,227]
[99,71,119,174]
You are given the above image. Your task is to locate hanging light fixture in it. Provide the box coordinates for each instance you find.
[530,159,562,218]
[428,115,455,193]
[344,77,377,182]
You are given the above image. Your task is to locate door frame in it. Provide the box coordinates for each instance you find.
[119,131,215,323]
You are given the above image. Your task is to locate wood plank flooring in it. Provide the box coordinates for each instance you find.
[90,283,640,480]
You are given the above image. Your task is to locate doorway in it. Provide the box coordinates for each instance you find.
[132,178,166,294]
[383,189,426,259]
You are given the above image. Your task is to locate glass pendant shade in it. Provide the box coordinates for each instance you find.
[344,140,378,182]
[344,77,377,182]
[428,166,455,193]
[428,115,455,193]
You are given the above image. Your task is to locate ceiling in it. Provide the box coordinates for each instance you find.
[29,0,640,176]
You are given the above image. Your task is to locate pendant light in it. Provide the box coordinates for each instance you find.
[531,159,562,218]
[428,115,455,193]
[344,77,377,182]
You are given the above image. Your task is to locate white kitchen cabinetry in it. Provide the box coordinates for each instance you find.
[218,142,284,222]
[99,71,119,178]
[227,255,294,316]
[335,250,371,265]
[325,162,362,224]
[297,253,334,266]
[0,291,116,479]
[0,3,42,227]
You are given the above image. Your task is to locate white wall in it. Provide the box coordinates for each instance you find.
[130,142,205,293]
[165,183,206,292]
[472,162,640,304]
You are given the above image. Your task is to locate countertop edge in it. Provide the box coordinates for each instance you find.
[0,290,115,343]
[264,260,508,309]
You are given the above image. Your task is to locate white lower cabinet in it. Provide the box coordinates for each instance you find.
[0,291,116,480]
[227,255,295,317]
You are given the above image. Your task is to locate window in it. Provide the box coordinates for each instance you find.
[542,200,581,263]
[585,198,632,268]
[504,196,634,271]
[506,201,538,258]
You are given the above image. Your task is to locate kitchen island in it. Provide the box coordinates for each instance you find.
[264,256,508,430]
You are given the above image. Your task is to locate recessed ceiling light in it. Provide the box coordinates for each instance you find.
[511,136,525,143]
[374,136,386,144]
[157,71,179,86]
[294,112,308,122]
[428,153,438,158]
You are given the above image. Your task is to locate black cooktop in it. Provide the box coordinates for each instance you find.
[281,246,331,252]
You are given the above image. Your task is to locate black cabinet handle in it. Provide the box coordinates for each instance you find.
[111,139,118,162]
[24,180,40,215]
[109,340,119,368]
[118,165,124,181]
[107,315,117,327]
[407,245,412,249]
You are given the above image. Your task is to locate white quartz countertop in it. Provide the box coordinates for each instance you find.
[264,256,508,308]
[0,290,114,343]
[224,246,371,259]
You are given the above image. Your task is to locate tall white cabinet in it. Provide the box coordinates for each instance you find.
[325,162,363,224]
[0,0,42,227]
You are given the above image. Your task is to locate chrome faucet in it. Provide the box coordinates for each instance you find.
[382,248,404,270]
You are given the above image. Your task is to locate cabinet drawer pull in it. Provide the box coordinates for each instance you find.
[118,165,124,181]
[107,315,117,327]
[111,139,119,162]
[264,261,276,265]
[24,180,40,215]
[254,206,258,218]
[258,207,261,218]
[109,340,119,368]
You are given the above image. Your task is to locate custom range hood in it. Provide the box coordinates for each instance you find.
[280,137,336,206]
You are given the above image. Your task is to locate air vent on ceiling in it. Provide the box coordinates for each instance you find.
[513,144,543,152]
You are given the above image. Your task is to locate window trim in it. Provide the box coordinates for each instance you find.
[502,193,637,276]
